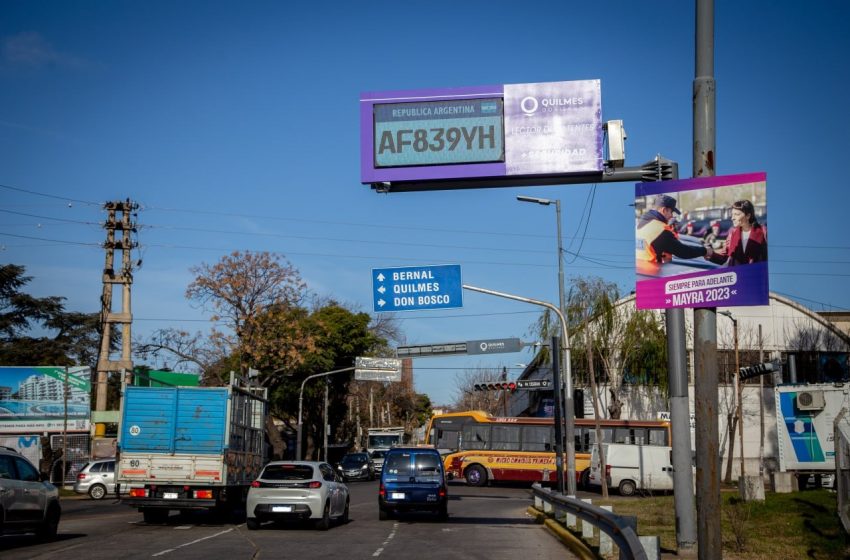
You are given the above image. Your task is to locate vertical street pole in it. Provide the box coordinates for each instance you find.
[551,336,566,495]
[323,380,329,462]
[694,1,721,556]
[554,199,571,476]
[62,366,68,488]
[666,308,697,550]
[758,325,765,478]
[733,318,744,479]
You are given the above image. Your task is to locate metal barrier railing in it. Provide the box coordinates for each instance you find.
[531,483,648,560]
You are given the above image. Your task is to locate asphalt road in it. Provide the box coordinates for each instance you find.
[1,482,578,559]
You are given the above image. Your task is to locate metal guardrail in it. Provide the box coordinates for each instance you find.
[531,483,648,560]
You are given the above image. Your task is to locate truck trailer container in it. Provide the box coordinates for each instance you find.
[117,373,267,522]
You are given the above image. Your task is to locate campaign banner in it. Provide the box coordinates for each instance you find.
[361,80,602,184]
[0,366,91,433]
[635,173,768,309]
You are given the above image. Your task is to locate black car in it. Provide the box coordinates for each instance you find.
[336,452,375,481]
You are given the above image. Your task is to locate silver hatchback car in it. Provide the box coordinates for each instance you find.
[73,459,115,500]
[246,461,349,531]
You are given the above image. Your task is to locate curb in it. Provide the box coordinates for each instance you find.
[527,506,597,560]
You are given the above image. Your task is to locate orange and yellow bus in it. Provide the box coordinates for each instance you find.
[424,410,671,487]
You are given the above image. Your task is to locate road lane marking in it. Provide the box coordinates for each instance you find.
[151,528,233,557]
[372,522,398,557]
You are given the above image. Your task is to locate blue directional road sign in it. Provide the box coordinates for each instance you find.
[372,264,463,312]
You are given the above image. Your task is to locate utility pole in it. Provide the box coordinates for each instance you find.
[693,1,722,558]
[95,199,138,434]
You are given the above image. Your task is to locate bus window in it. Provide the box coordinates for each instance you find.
[576,427,593,453]
[491,425,521,451]
[463,425,490,450]
[649,427,668,446]
[588,428,613,445]
[521,426,552,452]
[435,429,460,451]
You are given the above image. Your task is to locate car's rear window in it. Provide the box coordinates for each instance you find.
[384,452,412,476]
[261,464,315,481]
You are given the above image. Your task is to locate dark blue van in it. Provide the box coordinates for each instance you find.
[378,447,447,520]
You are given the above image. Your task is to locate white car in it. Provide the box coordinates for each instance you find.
[246,461,349,530]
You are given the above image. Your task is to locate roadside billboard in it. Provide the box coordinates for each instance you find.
[361,79,602,185]
[635,173,768,309]
[0,366,91,433]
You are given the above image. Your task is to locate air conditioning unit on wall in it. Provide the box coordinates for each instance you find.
[797,390,826,411]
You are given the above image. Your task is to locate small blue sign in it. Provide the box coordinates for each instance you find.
[372,264,463,313]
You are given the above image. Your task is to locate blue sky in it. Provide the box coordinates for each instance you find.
[2,1,849,406]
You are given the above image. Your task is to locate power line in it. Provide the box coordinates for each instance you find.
[0,182,101,207]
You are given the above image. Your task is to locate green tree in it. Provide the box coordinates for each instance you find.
[0,264,103,367]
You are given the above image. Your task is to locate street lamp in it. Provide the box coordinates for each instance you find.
[719,310,744,480]
[517,195,576,495]
[296,366,355,461]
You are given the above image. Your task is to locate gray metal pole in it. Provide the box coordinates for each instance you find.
[555,200,570,468]
[551,336,566,494]
[666,308,697,550]
[694,1,721,557]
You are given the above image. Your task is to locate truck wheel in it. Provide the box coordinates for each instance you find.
[89,484,107,500]
[143,509,169,523]
[315,501,330,531]
[618,479,637,497]
[465,465,488,487]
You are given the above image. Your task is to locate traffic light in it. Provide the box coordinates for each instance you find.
[739,361,776,381]
[474,381,517,392]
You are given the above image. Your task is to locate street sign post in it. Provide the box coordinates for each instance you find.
[372,264,462,312]
[355,357,403,382]
[515,379,552,390]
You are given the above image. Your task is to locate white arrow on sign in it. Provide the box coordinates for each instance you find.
[377,273,385,282]
[378,299,386,307]
[378,286,386,294]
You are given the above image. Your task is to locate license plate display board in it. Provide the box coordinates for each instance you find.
[361,80,602,185]
[634,173,768,309]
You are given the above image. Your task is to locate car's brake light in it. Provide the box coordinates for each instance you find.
[379,484,385,497]
[439,486,447,497]
[251,480,261,488]
[77,473,87,480]
[308,481,322,489]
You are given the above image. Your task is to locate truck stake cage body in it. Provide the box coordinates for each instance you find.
[116,373,267,521]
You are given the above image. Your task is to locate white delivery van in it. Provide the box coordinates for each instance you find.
[588,443,675,496]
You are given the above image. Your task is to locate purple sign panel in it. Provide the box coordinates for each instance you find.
[360,80,602,185]
[634,173,768,309]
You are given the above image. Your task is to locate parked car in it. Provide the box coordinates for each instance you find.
[370,449,386,473]
[336,452,374,481]
[378,446,447,521]
[246,461,349,531]
[74,458,116,500]
[588,443,676,496]
[0,446,61,540]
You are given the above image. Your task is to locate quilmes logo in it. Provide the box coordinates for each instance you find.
[520,96,539,116]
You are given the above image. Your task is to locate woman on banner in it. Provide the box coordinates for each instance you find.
[707,199,767,266]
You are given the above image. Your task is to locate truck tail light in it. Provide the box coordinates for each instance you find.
[129,488,148,498]
[194,490,213,499]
